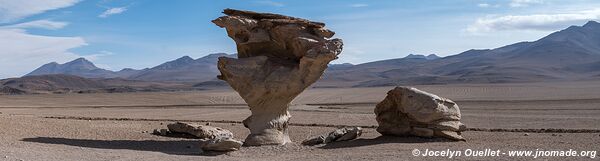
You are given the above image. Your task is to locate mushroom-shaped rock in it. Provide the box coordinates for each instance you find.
[212,9,343,146]
[374,87,466,141]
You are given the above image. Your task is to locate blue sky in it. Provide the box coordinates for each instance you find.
[1,0,600,78]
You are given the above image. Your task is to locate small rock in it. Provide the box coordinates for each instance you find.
[199,138,243,152]
[160,129,168,136]
[152,129,169,136]
[302,127,362,146]
[160,123,164,125]
[552,134,557,136]
[302,135,326,146]
[186,145,192,149]
[4,156,7,158]
[524,133,530,136]
[206,122,211,126]
[167,122,233,139]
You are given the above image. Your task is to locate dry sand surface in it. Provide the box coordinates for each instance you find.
[1,81,600,160]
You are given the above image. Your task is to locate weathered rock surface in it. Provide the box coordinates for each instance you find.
[374,87,466,141]
[212,9,343,146]
[302,127,362,146]
[199,138,243,152]
[167,122,233,139]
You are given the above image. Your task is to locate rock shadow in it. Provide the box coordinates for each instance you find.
[21,137,227,156]
[318,135,456,149]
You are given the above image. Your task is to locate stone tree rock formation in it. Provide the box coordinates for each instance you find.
[375,87,466,141]
[212,9,343,146]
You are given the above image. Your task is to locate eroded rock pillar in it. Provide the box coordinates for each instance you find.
[212,9,343,146]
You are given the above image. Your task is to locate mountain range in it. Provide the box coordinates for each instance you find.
[5,21,600,94]
[26,53,235,83]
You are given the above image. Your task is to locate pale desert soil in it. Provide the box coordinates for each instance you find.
[1,81,600,160]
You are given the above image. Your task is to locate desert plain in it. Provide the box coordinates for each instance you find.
[1,81,599,161]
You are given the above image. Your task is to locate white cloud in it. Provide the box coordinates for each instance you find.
[1,19,68,30]
[0,28,87,78]
[465,9,600,34]
[350,3,368,8]
[255,1,284,7]
[0,0,80,23]
[509,0,544,7]
[99,7,127,18]
[82,50,114,61]
[478,3,500,8]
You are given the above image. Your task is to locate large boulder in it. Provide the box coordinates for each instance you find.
[212,9,343,146]
[374,87,466,141]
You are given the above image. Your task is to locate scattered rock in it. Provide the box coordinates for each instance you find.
[524,133,530,136]
[212,9,343,146]
[199,137,243,152]
[552,134,557,136]
[302,127,362,146]
[374,87,466,141]
[152,129,169,136]
[160,129,168,136]
[167,122,233,139]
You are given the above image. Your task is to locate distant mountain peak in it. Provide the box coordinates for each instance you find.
[26,57,114,78]
[177,56,194,61]
[583,20,600,27]
[404,54,440,60]
[119,68,136,72]
[426,54,441,60]
[201,53,229,59]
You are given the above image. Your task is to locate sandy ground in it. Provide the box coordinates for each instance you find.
[1,82,600,160]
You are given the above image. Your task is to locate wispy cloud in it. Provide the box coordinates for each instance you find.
[0,0,80,23]
[0,28,87,78]
[255,0,284,7]
[478,3,500,8]
[1,20,68,30]
[99,7,127,18]
[350,3,368,8]
[82,50,114,61]
[465,9,600,34]
[0,1,86,78]
[509,0,544,7]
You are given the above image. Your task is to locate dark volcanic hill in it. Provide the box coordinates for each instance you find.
[0,74,106,94]
[317,21,600,87]
[0,74,199,95]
